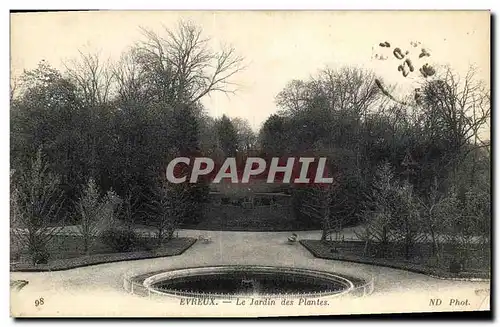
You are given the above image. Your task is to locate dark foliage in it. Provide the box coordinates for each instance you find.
[100,228,139,253]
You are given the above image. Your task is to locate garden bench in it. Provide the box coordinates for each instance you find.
[287,233,298,244]
[198,235,212,244]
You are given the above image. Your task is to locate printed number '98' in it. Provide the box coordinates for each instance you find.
[35,298,44,307]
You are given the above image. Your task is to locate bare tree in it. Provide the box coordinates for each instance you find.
[10,148,65,265]
[231,117,257,152]
[64,50,115,107]
[355,162,398,257]
[111,48,152,107]
[318,67,380,117]
[75,178,121,254]
[135,20,245,105]
[421,66,490,169]
[275,79,312,115]
[300,183,338,242]
[118,189,141,232]
[147,182,189,245]
[391,180,425,259]
[62,51,116,180]
[418,178,444,262]
[276,67,381,119]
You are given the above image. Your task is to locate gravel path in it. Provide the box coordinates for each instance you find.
[10,229,490,317]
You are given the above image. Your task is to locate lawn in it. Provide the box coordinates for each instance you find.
[181,203,318,231]
[10,236,197,272]
[300,240,490,280]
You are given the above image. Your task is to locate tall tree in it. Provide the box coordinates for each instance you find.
[420,66,490,172]
[64,50,115,108]
[135,20,245,106]
[75,178,121,253]
[258,114,290,156]
[146,181,188,244]
[231,117,257,153]
[10,148,65,264]
[300,184,337,242]
[216,114,239,157]
[11,61,89,208]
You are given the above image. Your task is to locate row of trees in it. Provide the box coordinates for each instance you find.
[10,148,186,263]
[357,161,489,266]
[10,21,259,263]
[258,64,490,269]
[10,20,490,270]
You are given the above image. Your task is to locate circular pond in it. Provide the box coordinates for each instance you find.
[135,266,361,298]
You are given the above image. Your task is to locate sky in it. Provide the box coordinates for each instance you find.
[10,11,490,132]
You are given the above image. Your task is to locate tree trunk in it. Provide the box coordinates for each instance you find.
[83,236,89,254]
[321,222,327,242]
[380,226,388,258]
[157,228,163,246]
[363,239,370,256]
[429,227,440,263]
[321,205,330,242]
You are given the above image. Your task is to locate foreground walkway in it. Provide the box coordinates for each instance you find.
[10,230,490,317]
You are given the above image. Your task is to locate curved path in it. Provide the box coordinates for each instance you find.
[10,229,490,317]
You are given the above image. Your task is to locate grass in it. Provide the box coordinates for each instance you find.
[10,236,197,272]
[181,203,318,231]
[300,240,490,280]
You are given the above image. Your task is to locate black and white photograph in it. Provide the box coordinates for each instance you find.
[8,10,491,317]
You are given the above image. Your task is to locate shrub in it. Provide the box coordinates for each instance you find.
[100,228,139,252]
[10,149,65,265]
[355,162,424,259]
[449,258,462,274]
[76,178,122,253]
[31,247,50,265]
[146,182,186,245]
[291,187,321,228]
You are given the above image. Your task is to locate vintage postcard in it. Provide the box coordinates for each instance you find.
[9,10,491,318]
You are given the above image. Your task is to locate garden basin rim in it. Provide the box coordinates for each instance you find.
[133,265,360,299]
